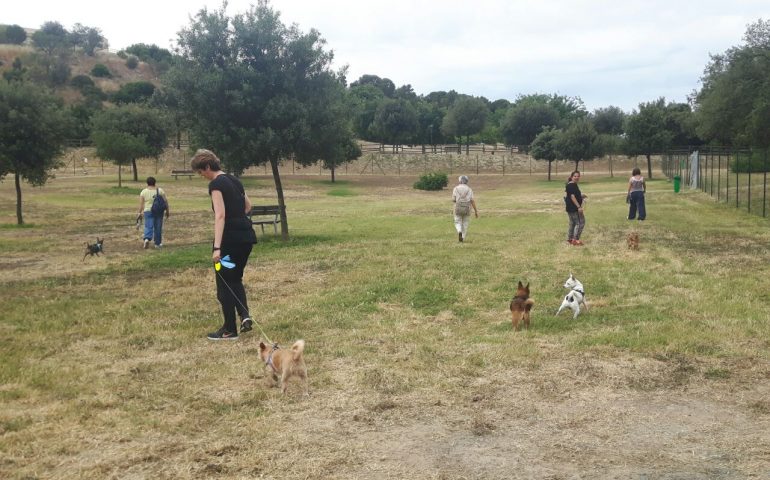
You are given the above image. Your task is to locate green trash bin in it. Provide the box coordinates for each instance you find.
[673,175,681,193]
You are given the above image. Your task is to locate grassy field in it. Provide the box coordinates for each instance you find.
[1,169,769,479]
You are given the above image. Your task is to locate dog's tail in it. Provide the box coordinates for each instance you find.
[291,339,305,361]
[524,298,534,312]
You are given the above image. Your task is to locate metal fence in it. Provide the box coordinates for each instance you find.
[662,146,770,218]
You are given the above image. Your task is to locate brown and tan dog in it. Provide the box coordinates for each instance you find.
[259,340,308,395]
[510,281,535,331]
[627,232,640,250]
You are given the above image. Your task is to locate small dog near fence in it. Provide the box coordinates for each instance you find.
[83,237,104,262]
[510,281,535,331]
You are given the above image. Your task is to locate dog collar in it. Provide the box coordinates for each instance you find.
[573,288,584,295]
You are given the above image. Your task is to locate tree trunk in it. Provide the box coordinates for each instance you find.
[132,159,138,182]
[15,172,23,225]
[331,164,336,183]
[646,154,653,179]
[118,164,123,188]
[548,161,552,181]
[574,160,580,171]
[466,135,470,155]
[269,157,289,241]
[609,154,614,178]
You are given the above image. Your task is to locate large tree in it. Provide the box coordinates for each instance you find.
[440,96,489,153]
[556,119,602,171]
[167,0,355,240]
[590,106,626,135]
[695,19,770,148]
[625,98,673,179]
[91,105,169,186]
[500,97,560,149]
[368,98,418,149]
[0,82,69,224]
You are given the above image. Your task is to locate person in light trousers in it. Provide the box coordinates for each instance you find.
[452,175,479,242]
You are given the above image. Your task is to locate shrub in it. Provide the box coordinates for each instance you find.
[126,56,138,69]
[1,24,27,45]
[70,74,95,90]
[111,81,156,104]
[91,63,111,78]
[414,172,448,191]
[730,150,770,173]
[117,50,127,59]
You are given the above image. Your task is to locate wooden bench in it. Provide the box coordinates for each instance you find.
[171,169,195,180]
[247,205,283,235]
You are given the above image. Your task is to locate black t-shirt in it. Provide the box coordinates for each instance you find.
[565,182,583,213]
[209,174,257,244]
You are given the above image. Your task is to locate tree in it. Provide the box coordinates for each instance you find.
[369,99,419,149]
[112,81,156,104]
[31,21,69,56]
[500,97,560,148]
[625,98,673,178]
[3,25,27,45]
[349,83,386,140]
[530,126,561,180]
[167,1,354,240]
[0,82,69,224]
[695,19,770,148]
[590,106,625,135]
[70,24,107,56]
[91,105,169,186]
[440,96,488,153]
[299,71,360,182]
[556,119,602,170]
[350,74,395,98]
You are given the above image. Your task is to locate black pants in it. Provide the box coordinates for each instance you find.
[215,242,253,333]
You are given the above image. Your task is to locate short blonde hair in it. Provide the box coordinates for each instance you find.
[190,149,221,172]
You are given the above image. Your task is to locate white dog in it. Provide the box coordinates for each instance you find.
[556,273,588,319]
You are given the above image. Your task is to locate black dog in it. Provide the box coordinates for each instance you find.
[83,237,104,262]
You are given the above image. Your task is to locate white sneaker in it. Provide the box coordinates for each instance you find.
[143,239,149,249]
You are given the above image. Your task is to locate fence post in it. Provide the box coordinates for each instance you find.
[736,151,740,208]
[762,149,767,217]
[476,155,479,175]
[748,152,752,214]
[717,152,721,202]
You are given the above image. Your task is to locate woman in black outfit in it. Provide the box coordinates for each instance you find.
[565,170,587,246]
[191,149,258,340]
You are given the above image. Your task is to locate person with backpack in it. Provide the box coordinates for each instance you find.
[138,176,170,249]
[451,175,478,242]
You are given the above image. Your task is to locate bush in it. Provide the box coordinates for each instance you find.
[730,150,770,173]
[91,63,111,78]
[126,56,138,69]
[414,172,448,191]
[70,74,95,90]
[117,50,127,59]
[0,24,27,45]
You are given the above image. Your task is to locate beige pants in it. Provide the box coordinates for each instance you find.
[453,214,470,239]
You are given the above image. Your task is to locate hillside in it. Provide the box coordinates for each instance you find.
[0,44,161,103]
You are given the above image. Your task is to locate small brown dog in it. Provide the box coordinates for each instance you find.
[510,281,535,331]
[259,340,308,395]
[627,232,640,250]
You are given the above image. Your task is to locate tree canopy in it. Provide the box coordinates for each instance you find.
[0,81,69,224]
[166,0,357,239]
[695,19,770,148]
[91,105,169,186]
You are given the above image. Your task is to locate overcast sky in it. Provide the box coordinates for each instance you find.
[7,0,769,111]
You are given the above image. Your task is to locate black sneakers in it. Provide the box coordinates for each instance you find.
[207,328,238,341]
[240,318,253,333]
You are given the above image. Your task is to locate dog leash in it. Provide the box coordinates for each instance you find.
[214,267,273,344]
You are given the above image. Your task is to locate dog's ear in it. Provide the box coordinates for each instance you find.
[259,341,266,350]
[525,282,530,289]
[517,281,523,289]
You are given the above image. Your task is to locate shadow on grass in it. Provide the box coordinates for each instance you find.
[0,223,35,229]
